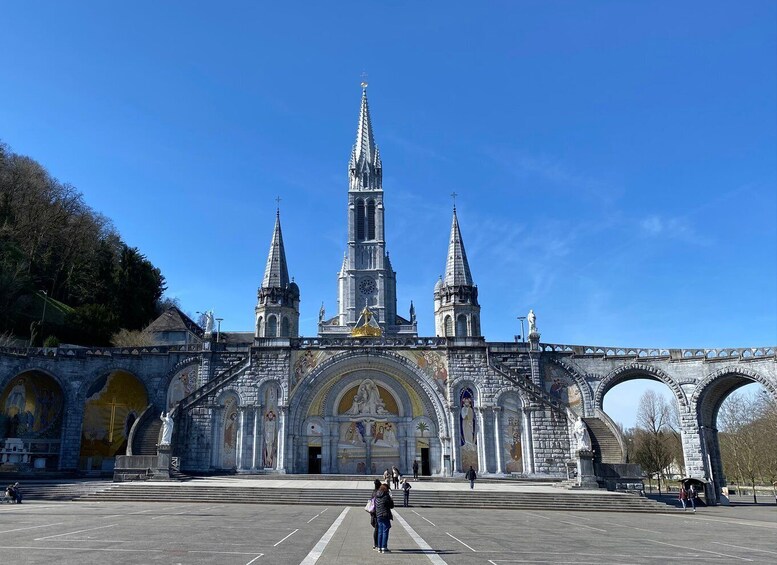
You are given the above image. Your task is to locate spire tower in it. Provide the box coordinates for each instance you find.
[434,207,481,337]
[256,209,300,338]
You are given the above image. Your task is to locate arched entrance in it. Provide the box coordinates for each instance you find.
[290,351,449,475]
[79,370,148,472]
[692,367,777,503]
[0,370,65,470]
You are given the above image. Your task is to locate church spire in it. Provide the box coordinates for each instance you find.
[262,209,290,289]
[444,207,474,287]
[349,85,382,190]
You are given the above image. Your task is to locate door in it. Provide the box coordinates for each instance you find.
[421,447,431,476]
[308,446,322,474]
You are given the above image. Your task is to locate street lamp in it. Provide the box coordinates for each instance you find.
[517,316,527,343]
[216,318,223,343]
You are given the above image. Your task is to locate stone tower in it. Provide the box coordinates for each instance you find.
[255,210,300,338]
[434,207,480,337]
[319,86,416,336]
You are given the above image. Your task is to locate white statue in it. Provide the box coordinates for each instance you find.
[160,411,174,446]
[344,379,388,416]
[528,309,537,335]
[573,417,591,452]
[203,310,215,334]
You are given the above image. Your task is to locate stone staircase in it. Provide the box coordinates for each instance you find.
[8,480,114,501]
[76,484,677,513]
[583,417,624,464]
[132,418,162,456]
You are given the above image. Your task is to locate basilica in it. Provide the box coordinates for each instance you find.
[1,87,774,505]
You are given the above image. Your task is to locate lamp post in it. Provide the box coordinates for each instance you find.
[216,318,223,343]
[517,316,526,343]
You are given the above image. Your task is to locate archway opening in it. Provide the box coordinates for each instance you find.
[698,378,775,504]
[79,370,148,472]
[0,371,65,471]
[603,378,684,494]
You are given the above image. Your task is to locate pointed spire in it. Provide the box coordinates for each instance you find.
[444,208,474,287]
[262,209,290,289]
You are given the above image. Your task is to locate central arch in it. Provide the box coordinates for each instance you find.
[288,350,451,475]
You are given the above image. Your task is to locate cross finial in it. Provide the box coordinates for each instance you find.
[451,192,458,209]
[360,71,369,90]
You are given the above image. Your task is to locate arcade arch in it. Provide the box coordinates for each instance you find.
[79,369,148,472]
[0,370,65,470]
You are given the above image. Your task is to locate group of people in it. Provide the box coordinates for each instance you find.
[368,464,416,553]
[4,482,22,504]
[678,483,698,512]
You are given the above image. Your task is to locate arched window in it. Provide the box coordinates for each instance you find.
[356,199,365,241]
[366,200,376,240]
[281,317,290,337]
[444,315,453,337]
[267,315,277,338]
[456,314,468,337]
[471,315,480,337]
[257,316,263,337]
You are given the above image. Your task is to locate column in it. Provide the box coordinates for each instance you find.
[448,404,459,474]
[210,406,223,469]
[477,406,488,474]
[236,407,245,470]
[277,405,287,471]
[251,406,260,471]
[493,406,503,475]
[524,408,535,475]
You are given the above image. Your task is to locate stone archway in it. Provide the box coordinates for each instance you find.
[0,369,66,471]
[289,350,450,475]
[594,362,688,412]
[689,366,776,502]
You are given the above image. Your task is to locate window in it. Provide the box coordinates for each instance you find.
[257,316,263,336]
[367,200,376,239]
[356,200,365,241]
[456,315,468,337]
[267,315,277,338]
[281,317,290,337]
[444,315,453,337]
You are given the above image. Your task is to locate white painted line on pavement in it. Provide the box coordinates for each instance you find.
[307,508,328,523]
[713,541,777,556]
[411,509,437,527]
[659,513,777,529]
[34,523,117,541]
[393,511,447,565]
[557,520,607,533]
[522,511,552,521]
[644,538,753,562]
[245,555,263,565]
[299,507,350,565]
[273,528,298,546]
[446,531,477,552]
[0,523,64,535]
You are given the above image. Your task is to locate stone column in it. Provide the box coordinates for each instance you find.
[493,406,503,475]
[277,405,287,471]
[210,406,223,469]
[251,406,260,471]
[448,404,459,473]
[236,407,245,470]
[523,408,535,475]
[477,406,489,474]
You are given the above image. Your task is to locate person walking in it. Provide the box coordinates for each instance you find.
[392,466,400,490]
[688,484,697,512]
[678,485,688,510]
[465,466,477,490]
[412,459,419,479]
[401,478,412,507]
[375,483,394,553]
[369,479,381,550]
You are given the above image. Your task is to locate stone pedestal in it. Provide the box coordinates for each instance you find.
[577,450,598,489]
[152,444,173,481]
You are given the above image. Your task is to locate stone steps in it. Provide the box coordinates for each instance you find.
[583,417,623,464]
[10,481,114,501]
[77,485,677,512]
[134,419,162,456]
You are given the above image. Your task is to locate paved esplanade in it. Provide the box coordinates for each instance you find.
[1,494,775,564]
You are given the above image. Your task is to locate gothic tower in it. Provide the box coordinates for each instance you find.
[255,210,300,338]
[319,86,416,336]
[434,207,481,337]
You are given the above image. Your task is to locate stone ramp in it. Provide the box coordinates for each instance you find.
[76,483,677,512]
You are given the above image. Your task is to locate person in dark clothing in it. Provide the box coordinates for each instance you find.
[392,466,400,490]
[465,466,477,489]
[401,478,412,507]
[370,479,381,550]
[374,483,394,553]
[412,459,419,479]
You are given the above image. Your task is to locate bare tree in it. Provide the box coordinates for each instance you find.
[633,390,676,493]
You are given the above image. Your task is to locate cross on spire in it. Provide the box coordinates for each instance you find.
[360,71,369,90]
[451,192,458,209]
[275,196,282,212]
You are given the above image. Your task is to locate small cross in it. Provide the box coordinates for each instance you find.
[360,71,369,89]
[275,196,282,209]
[451,192,458,208]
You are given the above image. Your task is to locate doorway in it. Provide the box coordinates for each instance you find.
[308,446,322,474]
[421,447,431,476]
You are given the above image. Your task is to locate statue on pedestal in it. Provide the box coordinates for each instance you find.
[573,417,591,452]
[528,309,537,335]
[160,411,174,446]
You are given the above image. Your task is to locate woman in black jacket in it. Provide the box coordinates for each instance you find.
[374,483,394,553]
[369,479,381,550]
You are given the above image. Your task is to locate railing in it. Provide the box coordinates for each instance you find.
[593,408,626,464]
[488,358,564,411]
[178,356,250,411]
[255,336,454,348]
[0,344,204,358]
[538,344,775,361]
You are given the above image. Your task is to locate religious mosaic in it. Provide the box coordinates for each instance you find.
[262,385,279,468]
[0,372,63,439]
[403,350,448,397]
[459,387,478,471]
[222,396,238,469]
[501,394,524,473]
[544,364,583,415]
[291,349,332,387]
[166,366,197,411]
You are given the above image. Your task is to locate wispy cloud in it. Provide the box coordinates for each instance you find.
[639,214,711,245]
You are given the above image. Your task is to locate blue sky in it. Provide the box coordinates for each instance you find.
[2,1,775,427]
